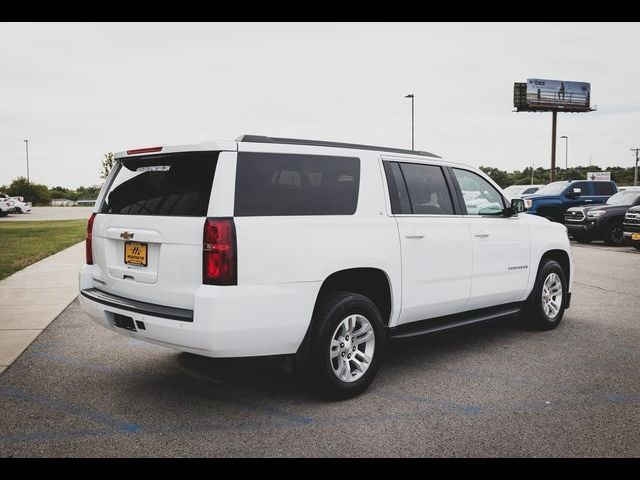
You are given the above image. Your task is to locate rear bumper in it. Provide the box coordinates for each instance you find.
[78,265,320,358]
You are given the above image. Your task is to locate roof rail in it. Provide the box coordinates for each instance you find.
[236,135,440,158]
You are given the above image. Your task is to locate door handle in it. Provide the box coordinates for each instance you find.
[474,231,490,238]
[405,232,425,239]
[585,199,593,202]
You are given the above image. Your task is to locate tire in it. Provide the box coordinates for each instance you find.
[522,259,567,331]
[296,291,385,400]
[633,241,640,251]
[604,222,624,246]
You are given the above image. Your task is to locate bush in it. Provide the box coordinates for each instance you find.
[5,177,51,205]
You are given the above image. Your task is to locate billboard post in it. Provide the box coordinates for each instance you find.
[514,79,594,183]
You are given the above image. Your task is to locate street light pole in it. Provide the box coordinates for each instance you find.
[405,94,414,150]
[560,135,568,170]
[23,139,29,183]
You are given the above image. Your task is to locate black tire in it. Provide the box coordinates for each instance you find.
[522,259,567,331]
[633,241,640,251]
[296,291,385,400]
[604,222,624,246]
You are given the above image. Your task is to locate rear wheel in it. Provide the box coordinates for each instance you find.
[604,222,624,246]
[522,259,567,330]
[296,291,384,400]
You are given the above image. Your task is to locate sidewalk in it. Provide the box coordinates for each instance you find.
[0,242,84,373]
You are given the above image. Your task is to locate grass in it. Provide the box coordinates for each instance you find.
[0,219,86,280]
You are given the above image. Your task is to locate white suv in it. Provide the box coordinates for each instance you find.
[79,135,573,399]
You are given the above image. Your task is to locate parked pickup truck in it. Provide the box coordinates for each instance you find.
[0,193,15,217]
[523,180,618,223]
[623,205,640,250]
[565,188,640,245]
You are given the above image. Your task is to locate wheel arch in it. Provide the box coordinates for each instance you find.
[312,267,394,327]
[539,249,571,286]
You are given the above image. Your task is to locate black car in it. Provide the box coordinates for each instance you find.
[564,189,640,245]
[623,205,640,250]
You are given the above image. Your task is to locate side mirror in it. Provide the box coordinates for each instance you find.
[510,198,527,213]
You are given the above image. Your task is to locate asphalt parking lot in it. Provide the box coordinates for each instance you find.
[1,207,94,222]
[0,242,638,457]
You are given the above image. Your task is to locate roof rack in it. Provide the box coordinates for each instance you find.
[236,135,440,158]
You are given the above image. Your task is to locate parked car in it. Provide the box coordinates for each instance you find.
[0,193,15,217]
[565,189,640,245]
[503,184,544,199]
[79,135,573,399]
[11,197,32,214]
[623,205,640,250]
[523,180,618,222]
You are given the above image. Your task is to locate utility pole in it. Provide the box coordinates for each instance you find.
[24,139,29,183]
[632,148,640,186]
[405,94,415,150]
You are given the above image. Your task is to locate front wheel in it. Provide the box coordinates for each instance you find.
[522,259,567,330]
[604,222,624,246]
[297,292,385,400]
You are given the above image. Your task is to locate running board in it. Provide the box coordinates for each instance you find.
[388,302,524,340]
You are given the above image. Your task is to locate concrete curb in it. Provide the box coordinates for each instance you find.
[0,242,84,373]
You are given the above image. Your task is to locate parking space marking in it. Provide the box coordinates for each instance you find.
[0,387,141,433]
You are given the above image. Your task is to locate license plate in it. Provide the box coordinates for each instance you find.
[124,241,148,267]
[632,233,640,241]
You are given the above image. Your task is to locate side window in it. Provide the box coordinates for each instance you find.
[399,163,455,215]
[569,182,588,195]
[522,187,538,195]
[593,182,616,196]
[234,152,360,216]
[452,168,505,215]
[383,161,411,214]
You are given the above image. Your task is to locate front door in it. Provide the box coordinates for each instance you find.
[450,168,531,310]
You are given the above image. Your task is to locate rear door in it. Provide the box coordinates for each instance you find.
[383,160,472,324]
[91,151,221,309]
[591,181,617,204]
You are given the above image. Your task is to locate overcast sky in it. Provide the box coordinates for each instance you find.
[1,22,639,188]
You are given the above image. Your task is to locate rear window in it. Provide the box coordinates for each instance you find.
[234,152,360,216]
[593,182,616,196]
[101,152,218,216]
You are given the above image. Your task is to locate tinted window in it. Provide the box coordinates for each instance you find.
[593,182,616,196]
[569,182,589,195]
[383,161,411,214]
[398,163,454,215]
[101,152,218,216]
[453,168,505,215]
[234,152,360,216]
[522,187,539,195]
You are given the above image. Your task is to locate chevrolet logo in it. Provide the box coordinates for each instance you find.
[120,231,134,240]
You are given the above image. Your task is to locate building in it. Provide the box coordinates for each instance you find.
[50,199,77,207]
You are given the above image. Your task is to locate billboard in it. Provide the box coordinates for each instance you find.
[587,172,610,181]
[524,78,591,111]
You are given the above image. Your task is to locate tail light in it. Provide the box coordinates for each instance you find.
[203,218,237,285]
[86,213,97,265]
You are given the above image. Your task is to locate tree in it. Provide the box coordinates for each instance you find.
[100,152,115,180]
[5,177,50,205]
